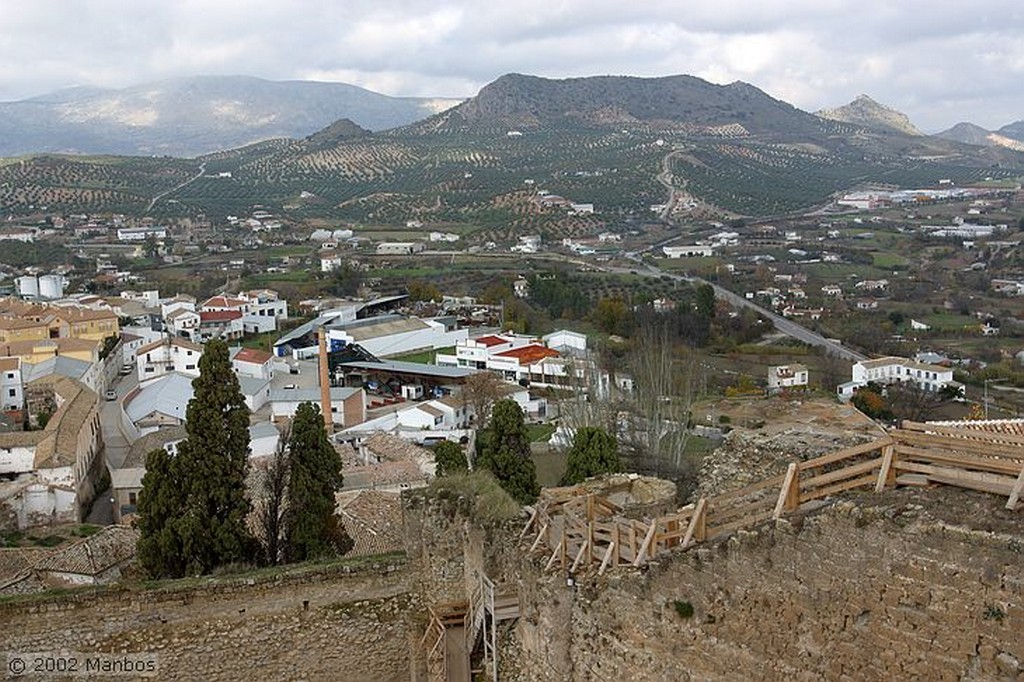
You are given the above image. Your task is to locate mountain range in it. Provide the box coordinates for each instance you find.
[1,73,1022,222]
[1,73,1022,159]
[0,75,461,157]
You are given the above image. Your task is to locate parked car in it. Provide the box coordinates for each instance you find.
[104,389,118,401]
[119,364,133,376]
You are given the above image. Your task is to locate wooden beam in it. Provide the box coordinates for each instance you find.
[876,444,896,492]
[798,473,879,503]
[529,523,549,553]
[893,443,1023,475]
[633,519,658,567]
[773,463,800,519]
[800,457,883,492]
[798,439,891,471]
[1008,461,1024,511]
[681,497,708,548]
[570,539,590,573]
[545,542,561,571]
[598,542,616,576]
[519,506,538,540]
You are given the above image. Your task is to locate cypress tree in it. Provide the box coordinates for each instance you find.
[476,399,539,504]
[137,339,257,577]
[136,447,185,578]
[561,426,622,485]
[285,402,351,561]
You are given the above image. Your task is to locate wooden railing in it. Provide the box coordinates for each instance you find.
[524,423,1024,574]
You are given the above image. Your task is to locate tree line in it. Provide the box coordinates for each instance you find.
[137,340,350,578]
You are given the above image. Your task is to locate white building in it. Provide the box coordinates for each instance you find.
[231,347,274,382]
[663,245,714,258]
[767,364,809,393]
[325,315,468,360]
[376,242,425,256]
[0,357,24,412]
[117,227,167,242]
[838,356,963,402]
[135,337,204,381]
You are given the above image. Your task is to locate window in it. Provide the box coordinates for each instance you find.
[7,389,15,397]
[185,364,195,370]
[6,373,13,379]
[128,492,137,505]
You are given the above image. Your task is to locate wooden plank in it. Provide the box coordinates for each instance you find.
[797,473,878,503]
[895,462,1015,496]
[706,498,774,527]
[800,457,883,491]
[705,474,787,505]
[1006,461,1024,511]
[529,523,549,553]
[681,497,708,549]
[894,444,1023,475]
[632,520,658,567]
[876,444,896,492]
[773,462,800,520]
[706,509,775,538]
[545,542,561,571]
[519,506,538,540]
[894,431,1024,461]
[570,539,590,573]
[798,439,890,471]
[895,473,931,487]
[598,541,616,576]
[899,422,1024,447]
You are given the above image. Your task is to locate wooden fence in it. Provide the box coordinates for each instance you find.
[523,423,1024,574]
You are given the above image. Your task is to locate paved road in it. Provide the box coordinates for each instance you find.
[146,162,206,213]
[608,261,866,363]
[100,370,138,470]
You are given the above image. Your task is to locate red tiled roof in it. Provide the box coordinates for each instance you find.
[200,310,243,323]
[475,335,508,347]
[202,295,248,309]
[495,344,560,365]
[234,347,273,364]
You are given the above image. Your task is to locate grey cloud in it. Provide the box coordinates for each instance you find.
[0,0,1021,131]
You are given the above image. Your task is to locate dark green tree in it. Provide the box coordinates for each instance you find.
[136,448,185,578]
[695,283,716,320]
[137,338,257,577]
[561,426,623,485]
[476,399,539,504]
[285,402,351,561]
[433,440,468,477]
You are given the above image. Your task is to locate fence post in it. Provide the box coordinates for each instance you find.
[875,443,896,492]
[1007,461,1024,511]
[773,462,800,519]
[682,498,707,548]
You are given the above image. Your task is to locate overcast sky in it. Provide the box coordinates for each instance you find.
[1,0,1022,132]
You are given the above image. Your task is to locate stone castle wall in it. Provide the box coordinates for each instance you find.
[509,488,1024,681]
[1,556,417,682]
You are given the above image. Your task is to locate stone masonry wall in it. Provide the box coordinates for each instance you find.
[1,556,416,682]
[510,488,1024,681]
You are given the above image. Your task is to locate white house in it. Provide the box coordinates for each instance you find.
[838,356,963,401]
[321,252,344,272]
[0,357,24,412]
[135,337,204,381]
[231,347,275,381]
[165,308,200,340]
[767,364,809,393]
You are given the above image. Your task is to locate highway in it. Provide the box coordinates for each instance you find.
[609,259,867,363]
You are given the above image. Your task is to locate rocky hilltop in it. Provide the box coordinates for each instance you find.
[816,94,923,135]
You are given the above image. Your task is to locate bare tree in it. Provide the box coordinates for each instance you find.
[619,325,698,478]
[254,421,291,565]
[461,371,508,426]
